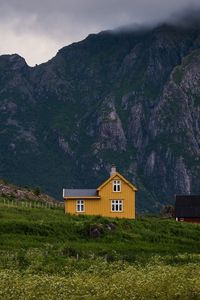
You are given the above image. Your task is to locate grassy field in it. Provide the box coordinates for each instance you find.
[1,197,200,299]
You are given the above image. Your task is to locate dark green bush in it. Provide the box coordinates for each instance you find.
[33,187,41,196]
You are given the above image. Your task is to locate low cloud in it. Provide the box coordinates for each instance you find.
[168,7,200,27]
[0,0,200,65]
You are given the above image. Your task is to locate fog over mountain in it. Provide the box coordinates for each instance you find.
[0,0,200,65]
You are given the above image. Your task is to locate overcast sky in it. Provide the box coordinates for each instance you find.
[0,0,200,66]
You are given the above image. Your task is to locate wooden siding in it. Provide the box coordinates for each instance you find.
[64,175,135,219]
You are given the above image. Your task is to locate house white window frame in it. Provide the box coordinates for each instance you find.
[111,200,123,212]
[113,180,121,192]
[76,200,85,212]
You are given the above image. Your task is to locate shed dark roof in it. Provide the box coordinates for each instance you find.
[175,195,200,218]
[63,189,97,197]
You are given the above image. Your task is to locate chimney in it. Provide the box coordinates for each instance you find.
[110,165,116,177]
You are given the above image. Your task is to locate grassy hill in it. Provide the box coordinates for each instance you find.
[1,196,200,299]
[1,196,200,263]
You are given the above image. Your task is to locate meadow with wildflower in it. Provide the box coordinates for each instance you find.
[1,197,200,299]
[1,260,200,299]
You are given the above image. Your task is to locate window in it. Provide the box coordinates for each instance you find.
[111,200,123,212]
[76,200,85,212]
[113,180,121,192]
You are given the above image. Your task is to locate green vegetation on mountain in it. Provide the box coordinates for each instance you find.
[0,24,200,211]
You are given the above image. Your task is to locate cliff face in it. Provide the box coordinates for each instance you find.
[0,24,200,211]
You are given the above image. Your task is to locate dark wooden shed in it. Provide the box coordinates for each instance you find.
[175,195,200,223]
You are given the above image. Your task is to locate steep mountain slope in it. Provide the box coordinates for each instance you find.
[0,24,200,211]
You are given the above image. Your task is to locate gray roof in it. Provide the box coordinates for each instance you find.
[63,189,97,197]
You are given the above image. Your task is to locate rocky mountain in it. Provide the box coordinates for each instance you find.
[0,23,200,211]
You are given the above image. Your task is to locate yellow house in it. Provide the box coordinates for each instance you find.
[63,166,138,219]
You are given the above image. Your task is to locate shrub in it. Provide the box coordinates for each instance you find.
[33,187,42,196]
